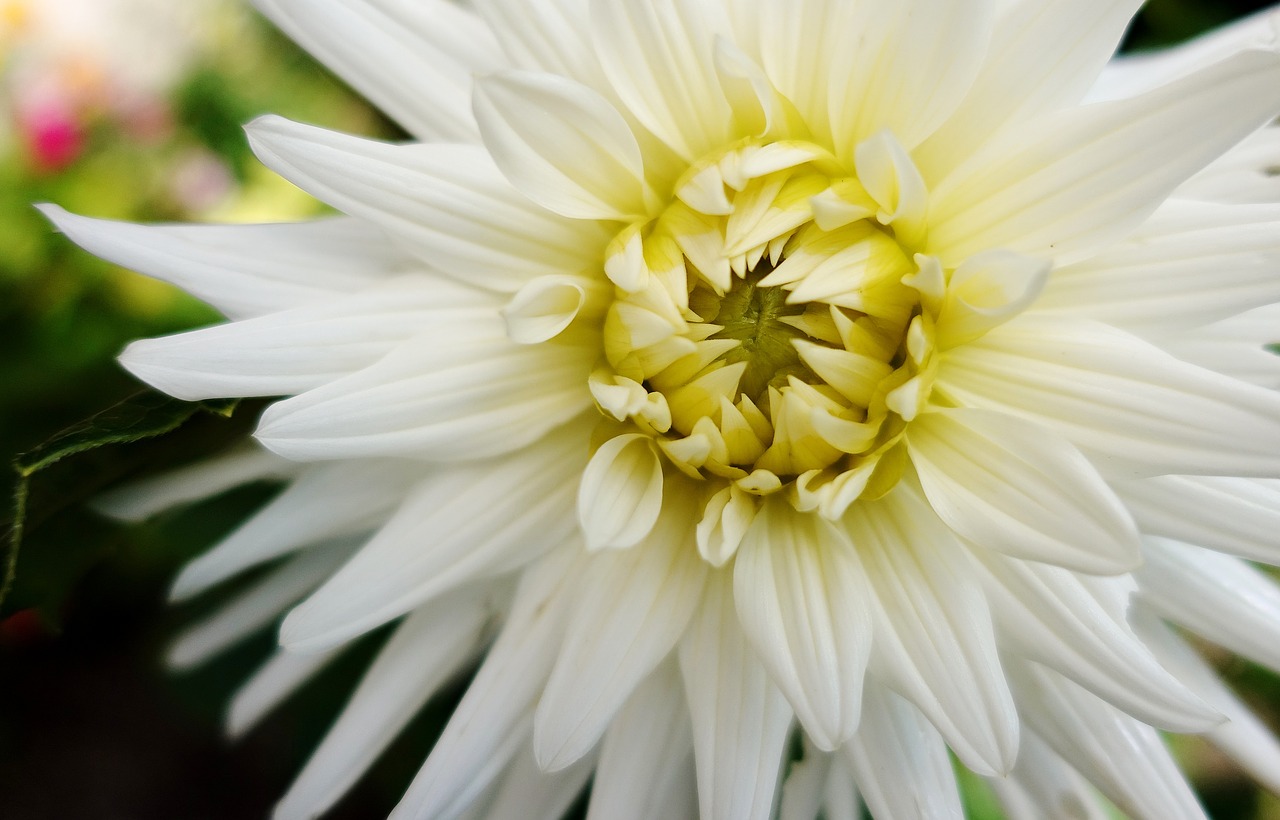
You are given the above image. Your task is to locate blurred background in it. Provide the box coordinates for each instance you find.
[0,1,1277,818]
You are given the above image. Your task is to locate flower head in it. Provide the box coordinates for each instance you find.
[45,1,1280,818]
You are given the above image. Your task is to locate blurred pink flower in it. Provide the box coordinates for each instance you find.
[19,98,84,172]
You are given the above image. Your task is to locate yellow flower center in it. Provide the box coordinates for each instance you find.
[591,138,942,521]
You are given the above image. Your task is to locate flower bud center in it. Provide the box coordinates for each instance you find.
[588,139,947,518]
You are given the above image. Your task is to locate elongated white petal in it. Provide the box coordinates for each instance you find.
[736,0,852,144]
[938,312,1280,478]
[843,680,964,820]
[39,206,404,319]
[1160,303,1280,389]
[274,587,493,820]
[535,493,704,770]
[819,758,859,820]
[586,661,697,820]
[246,117,609,293]
[255,320,594,462]
[227,648,342,739]
[169,545,352,670]
[1114,475,1280,565]
[1092,8,1280,101]
[827,0,995,156]
[252,0,503,142]
[390,547,583,820]
[734,498,872,750]
[778,736,834,820]
[479,743,597,820]
[848,485,1019,776]
[917,0,1144,180]
[475,72,650,221]
[121,276,496,400]
[1181,124,1280,204]
[280,427,586,652]
[577,434,665,550]
[473,0,598,83]
[92,443,295,522]
[1042,201,1280,335]
[1010,661,1208,820]
[1135,608,1280,795]
[591,0,734,163]
[908,408,1141,574]
[929,49,1280,265]
[986,729,1109,820]
[1137,538,1280,675]
[971,550,1218,732]
[679,572,793,820]
[170,459,422,601]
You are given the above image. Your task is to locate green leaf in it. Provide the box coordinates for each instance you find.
[1,390,258,617]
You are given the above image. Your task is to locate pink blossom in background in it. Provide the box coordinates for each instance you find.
[19,97,85,172]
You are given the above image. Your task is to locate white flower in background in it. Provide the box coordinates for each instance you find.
[41,1,1280,818]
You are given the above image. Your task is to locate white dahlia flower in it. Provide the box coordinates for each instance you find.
[42,1,1280,818]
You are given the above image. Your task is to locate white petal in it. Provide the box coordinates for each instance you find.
[590,0,734,163]
[843,680,963,820]
[503,275,606,345]
[226,648,342,739]
[255,319,594,462]
[1160,303,1280,389]
[1135,608,1280,796]
[916,0,1144,180]
[820,758,859,820]
[826,0,995,156]
[170,459,422,601]
[934,250,1050,349]
[274,587,493,820]
[937,312,1280,478]
[1010,660,1208,820]
[1114,475,1280,566]
[739,0,852,144]
[479,743,596,820]
[907,408,1141,574]
[280,427,586,652]
[473,0,599,84]
[245,116,609,293]
[586,661,698,820]
[778,737,834,820]
[712,36,789,140]
[1180,124,1280,204]
[474,71,650,221]
[679,571,793,820]
[120,275,496,401]
[91,443,295,522]
[928,49,1280,266]
[971,551,1219,732]
[39,206,404,319]
[733,498,872,750]
[1042,201,1280,335]
[1137,538,1280,676]
[848,484,1019,776]
[986,729,1110,820]
[168,545,351,670]
[252,0,503,141]
[535,493,704,770]
[696,483,758,567]
[390,547,584,820]
[1092,8,1280,101]
[577,434,665,550]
